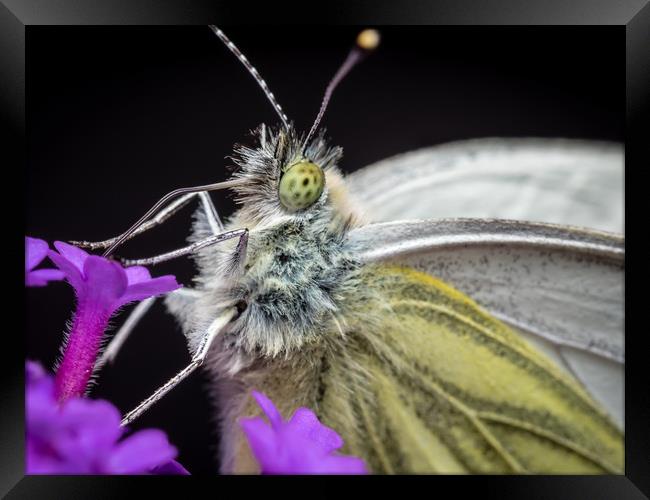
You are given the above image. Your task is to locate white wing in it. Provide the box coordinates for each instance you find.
[348,219,624,428]
[346,138,623,234]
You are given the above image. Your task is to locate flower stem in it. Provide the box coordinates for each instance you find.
[54,300,111,402]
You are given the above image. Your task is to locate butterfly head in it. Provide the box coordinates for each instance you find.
[206,27,379,228]
[227,124,345,228]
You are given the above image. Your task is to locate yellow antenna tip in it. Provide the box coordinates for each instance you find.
[357,29,381,51]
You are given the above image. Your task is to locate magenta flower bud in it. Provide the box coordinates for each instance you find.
[47,241,180,402]
[240,391,368,474]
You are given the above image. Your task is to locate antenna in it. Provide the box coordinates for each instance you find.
[302,29,381,153]
[209,25,290,131]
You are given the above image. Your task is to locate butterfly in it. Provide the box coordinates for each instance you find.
[76,27,624,474]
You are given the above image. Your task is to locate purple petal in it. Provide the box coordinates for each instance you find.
[119,276,180,306]
[82,256,128,310]
[241,391,368,475]
[52,401,123,471]
[25,361,55,404]
[26,237,48,272]
[287,408,343,454]
[26,363,58,434]
[57,398,123,448]
[26,361,47,382]
[107,429,177,474]
[27,437,71,474]
[149,460,190,475]
[26,268,66,287]
[53,241,89,274]
[251,391,283,428]
[124,266,151,285]
[48,250,84,292]
[240,417,281,470]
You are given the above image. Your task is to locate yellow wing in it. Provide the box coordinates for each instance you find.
[318,264,623,473]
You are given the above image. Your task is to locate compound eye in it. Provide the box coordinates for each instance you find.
[278,160,325,211]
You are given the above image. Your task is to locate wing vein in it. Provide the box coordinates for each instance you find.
[415,367,525,472]
[476,411,619,473]
[355,390,395,474]
[393,299,602,412]
[387,347,526,473]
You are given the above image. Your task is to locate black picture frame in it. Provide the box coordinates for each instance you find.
[4,1,647,498]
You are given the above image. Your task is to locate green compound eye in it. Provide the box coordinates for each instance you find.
[278,160,325,211]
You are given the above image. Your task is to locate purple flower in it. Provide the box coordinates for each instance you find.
[48,241,180,402]
[240,391,368,474]
[149,460,191,475]
[26,361,188,475]
[25,237,64,287]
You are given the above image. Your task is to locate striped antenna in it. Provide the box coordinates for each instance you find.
[302,29,381,153]
[209,26,290,131]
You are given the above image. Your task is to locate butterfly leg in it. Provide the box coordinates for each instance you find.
[119,228,248,266]
[70,191,225,249]
[70,192,198,249]
[120,306,237,427]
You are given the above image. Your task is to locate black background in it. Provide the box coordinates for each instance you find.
[26,26,623,474]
